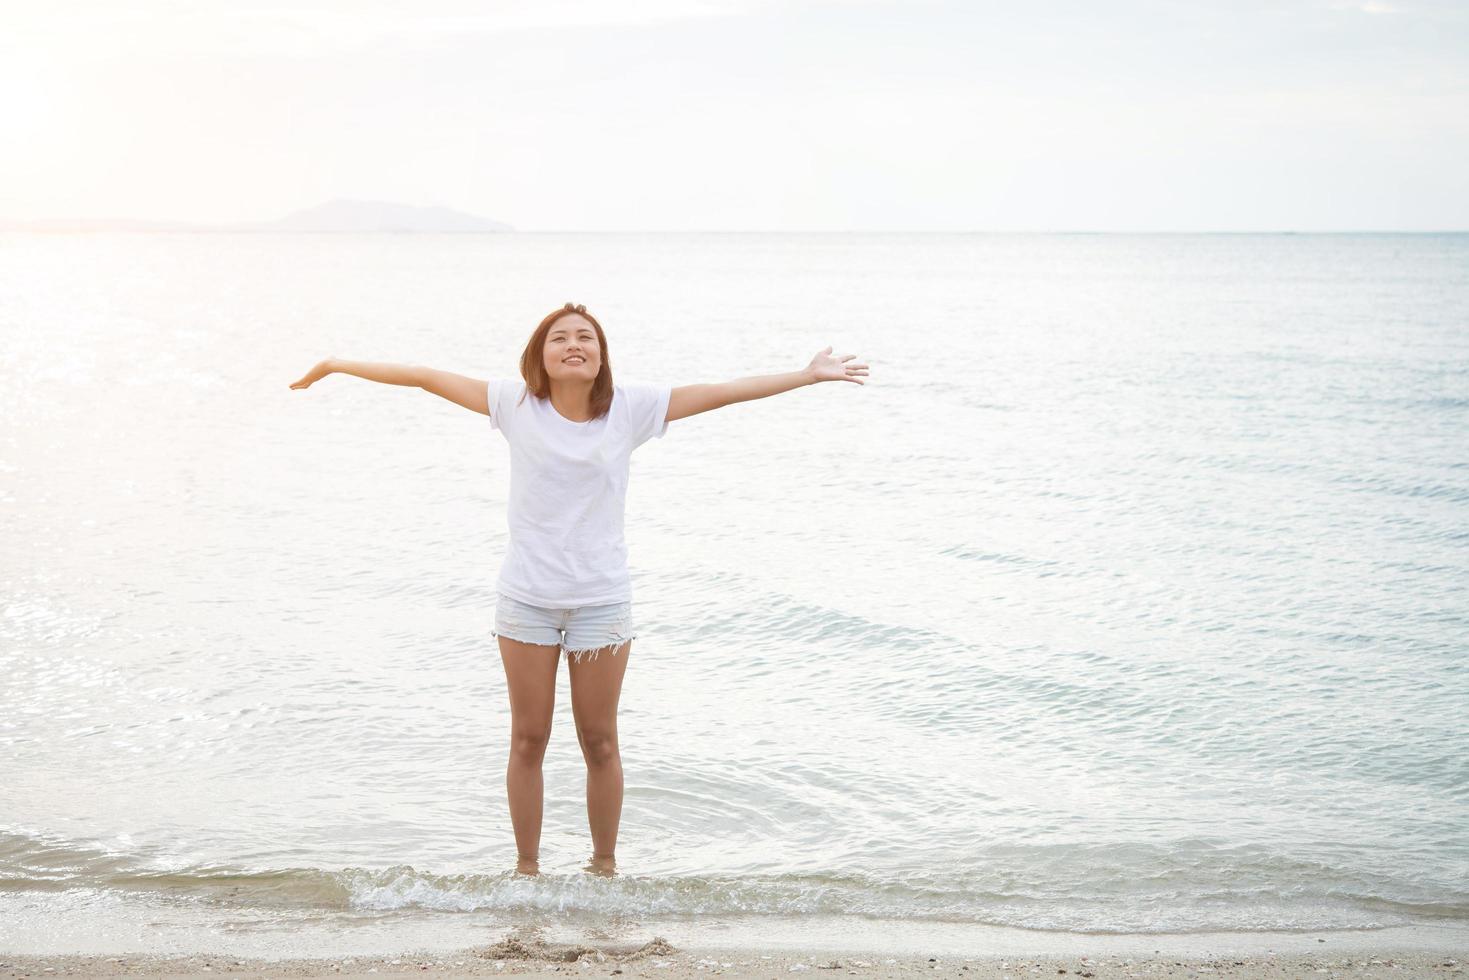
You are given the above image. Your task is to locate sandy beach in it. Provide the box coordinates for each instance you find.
[3,928,1465,980]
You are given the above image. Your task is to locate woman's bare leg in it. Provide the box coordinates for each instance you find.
[499,635,561,875]
[567,640,631,875]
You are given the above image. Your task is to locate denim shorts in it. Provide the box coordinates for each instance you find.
[491,592,636,663]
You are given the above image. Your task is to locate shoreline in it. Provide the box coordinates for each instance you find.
[3,923,1466,980]
[0,945,1462,980]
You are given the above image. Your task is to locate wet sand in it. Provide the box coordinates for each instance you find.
[2,934,1463,980]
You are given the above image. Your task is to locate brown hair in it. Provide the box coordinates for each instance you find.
[516,303,615,420]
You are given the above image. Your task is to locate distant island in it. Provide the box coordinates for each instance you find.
[0,199,513,233]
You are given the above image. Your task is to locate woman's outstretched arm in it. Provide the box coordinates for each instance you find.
[666,346,869,423]
[288,358,489,415]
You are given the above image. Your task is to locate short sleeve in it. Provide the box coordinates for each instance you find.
[486,377,522,436]
[622,383,672,448]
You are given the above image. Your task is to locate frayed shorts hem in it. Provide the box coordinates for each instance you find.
[490,628,638,664]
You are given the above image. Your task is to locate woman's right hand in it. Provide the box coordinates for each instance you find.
[289,358,336,390]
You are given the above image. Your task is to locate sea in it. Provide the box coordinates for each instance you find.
[1,231,1466,957]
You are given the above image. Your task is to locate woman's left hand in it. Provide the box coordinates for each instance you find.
[806,345,869,384]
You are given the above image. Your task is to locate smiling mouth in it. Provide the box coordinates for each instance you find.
[564,357,586,364]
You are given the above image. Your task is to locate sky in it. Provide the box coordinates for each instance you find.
[1,0,1466,231]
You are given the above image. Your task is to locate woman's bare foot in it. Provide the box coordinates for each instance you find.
[584,852,616,876]
[516,854,540,876]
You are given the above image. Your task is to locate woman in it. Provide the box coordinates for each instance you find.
[289,302,869,878]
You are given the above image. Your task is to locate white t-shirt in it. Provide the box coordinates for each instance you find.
[486,377,673,607]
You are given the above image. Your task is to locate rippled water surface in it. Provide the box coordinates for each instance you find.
[1,232,1466,954]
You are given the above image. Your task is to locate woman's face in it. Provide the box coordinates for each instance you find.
[543,314,602,382]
